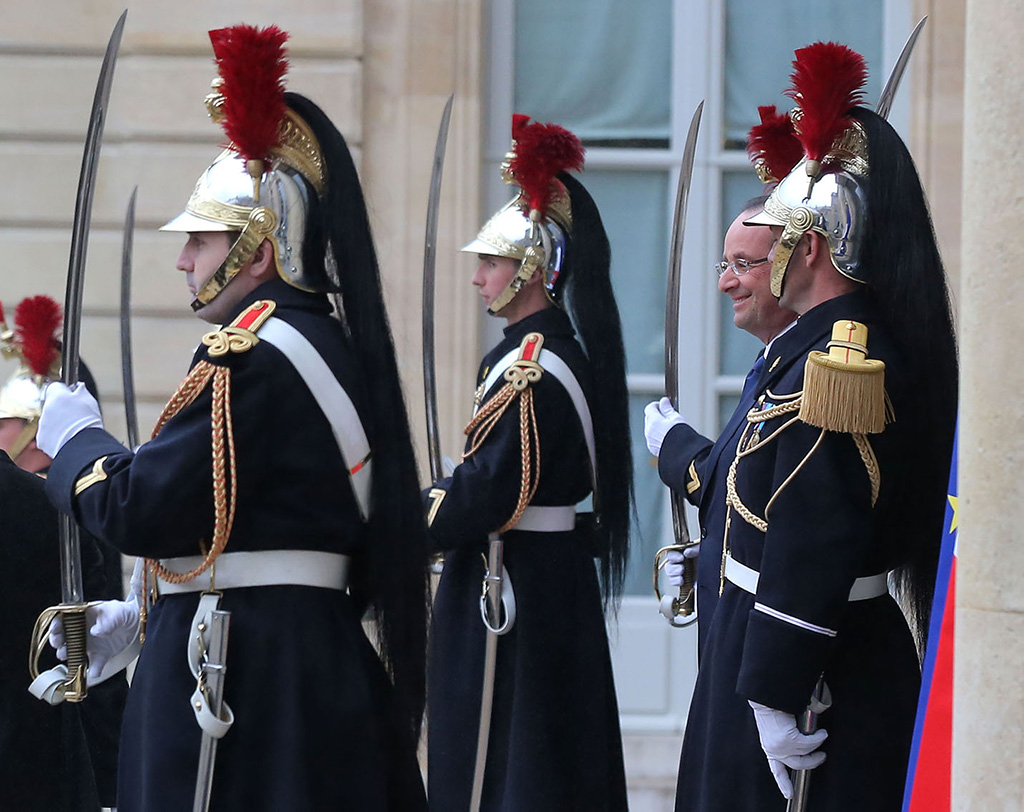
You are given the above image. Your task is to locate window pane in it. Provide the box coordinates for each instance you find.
[723,1,884,148]
[718,171,765,377]
[515,0,672,144]
[582,170,670,377]
[624,394,667,596]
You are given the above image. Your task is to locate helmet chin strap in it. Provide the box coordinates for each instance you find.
[191,208,278,311]
[770,206,815,299]
[8,418,38,461]
[487,236,546,315]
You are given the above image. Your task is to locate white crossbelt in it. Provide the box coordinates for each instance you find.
[258,317,373,521]
[482,345,596,489]
[724,553,888,602]
[513,505,576,532]
[157,550,351,594]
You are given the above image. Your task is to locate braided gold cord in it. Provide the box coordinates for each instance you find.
[498,389,540,533]
[746,398,802,424]
[463,383,517,458]
[725,448,768,533]
[853,433,881,506]
[147,363,238,585]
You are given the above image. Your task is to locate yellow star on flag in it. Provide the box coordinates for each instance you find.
[947,494,959,534]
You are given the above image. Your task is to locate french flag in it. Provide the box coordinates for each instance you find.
[902,426,958,811]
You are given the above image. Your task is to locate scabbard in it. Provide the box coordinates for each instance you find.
[469,534,504,812]
[193,610,231,812]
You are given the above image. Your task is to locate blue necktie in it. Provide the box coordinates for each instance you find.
[741,354,766,403]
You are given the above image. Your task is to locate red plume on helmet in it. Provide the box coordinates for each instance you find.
[508,116,585,216]
[785,42,867,168]
[208,24,289,167]
[14,296,62,376]
[746,105,804,184]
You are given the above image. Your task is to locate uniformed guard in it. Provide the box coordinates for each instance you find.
[425,116,631,811]
[658,43,958,812]
[35,25,428,811]
[0,296,125,811]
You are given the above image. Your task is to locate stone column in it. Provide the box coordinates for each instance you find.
[363,0,484,476]
[910,0,966,299]
[956,1,1024,807]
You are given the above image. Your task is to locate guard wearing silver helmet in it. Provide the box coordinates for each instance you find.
[36,25,427,811]
[0,297,125,811]
[665,43,958,812]
[425,116,631,811]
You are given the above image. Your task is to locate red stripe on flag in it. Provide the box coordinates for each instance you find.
[907,559,955,811]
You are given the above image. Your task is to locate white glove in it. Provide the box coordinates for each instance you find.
[749,700,828,799]
[38,381,104,458]
[644,397,685,457]
[664,545,700,586]
[49,599,141,683]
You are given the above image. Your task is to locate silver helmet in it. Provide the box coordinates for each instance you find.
[745,42,872,298]
[0,296,62,459]
[746,119,870,298]
[463,116,582,313]
[161,27,329,311]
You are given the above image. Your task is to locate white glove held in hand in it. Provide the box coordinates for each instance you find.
[37,381,103,458]
[749,700,828,799]
[664,545,700,586]
[49,599,141,683]
[644,397,685,457]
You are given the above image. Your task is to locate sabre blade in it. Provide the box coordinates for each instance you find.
[422,94,454,483]
[58,10,126,606]
[120,187,139,449]
[664,101,703,408]
[876,16,927,121]
[664,102,703,554]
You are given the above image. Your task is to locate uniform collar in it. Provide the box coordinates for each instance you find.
[501,307,575,344]
[222,278,332,325]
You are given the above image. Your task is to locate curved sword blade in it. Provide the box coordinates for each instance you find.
[422,94,454,483]
[120,186,139,450]
[59,9,126,608]
[665,101,703,408]
[62,9,127,388]
[876,16,927,121]
[662,101,703,580]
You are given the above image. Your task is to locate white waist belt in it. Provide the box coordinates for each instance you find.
[724,553,888,602]
[512,505,576,533]
[158,550,351,594]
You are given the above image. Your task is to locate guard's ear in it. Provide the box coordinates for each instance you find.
[804,230,827,267]
[248,239,277,280]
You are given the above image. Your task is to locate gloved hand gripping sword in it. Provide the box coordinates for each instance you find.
[28,10,127,704]
[653,101,703,628]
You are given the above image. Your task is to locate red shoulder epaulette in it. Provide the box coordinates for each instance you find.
[503,332,545,391]
[201,299,277,357]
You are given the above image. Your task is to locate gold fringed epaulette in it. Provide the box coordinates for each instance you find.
[799,319,890,434]
[201,299,277,357]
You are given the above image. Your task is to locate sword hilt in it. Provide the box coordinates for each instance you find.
[29,603,93,703]
[653,542,699,627]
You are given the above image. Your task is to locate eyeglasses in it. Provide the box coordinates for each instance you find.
[714,257,770,278]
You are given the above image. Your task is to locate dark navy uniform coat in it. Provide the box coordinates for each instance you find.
[426,308,627,812]
[1,451,126,811]
[664,292,924,811]
[46,280,426,812]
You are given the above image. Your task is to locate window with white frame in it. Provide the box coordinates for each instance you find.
[485,0,910,607]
